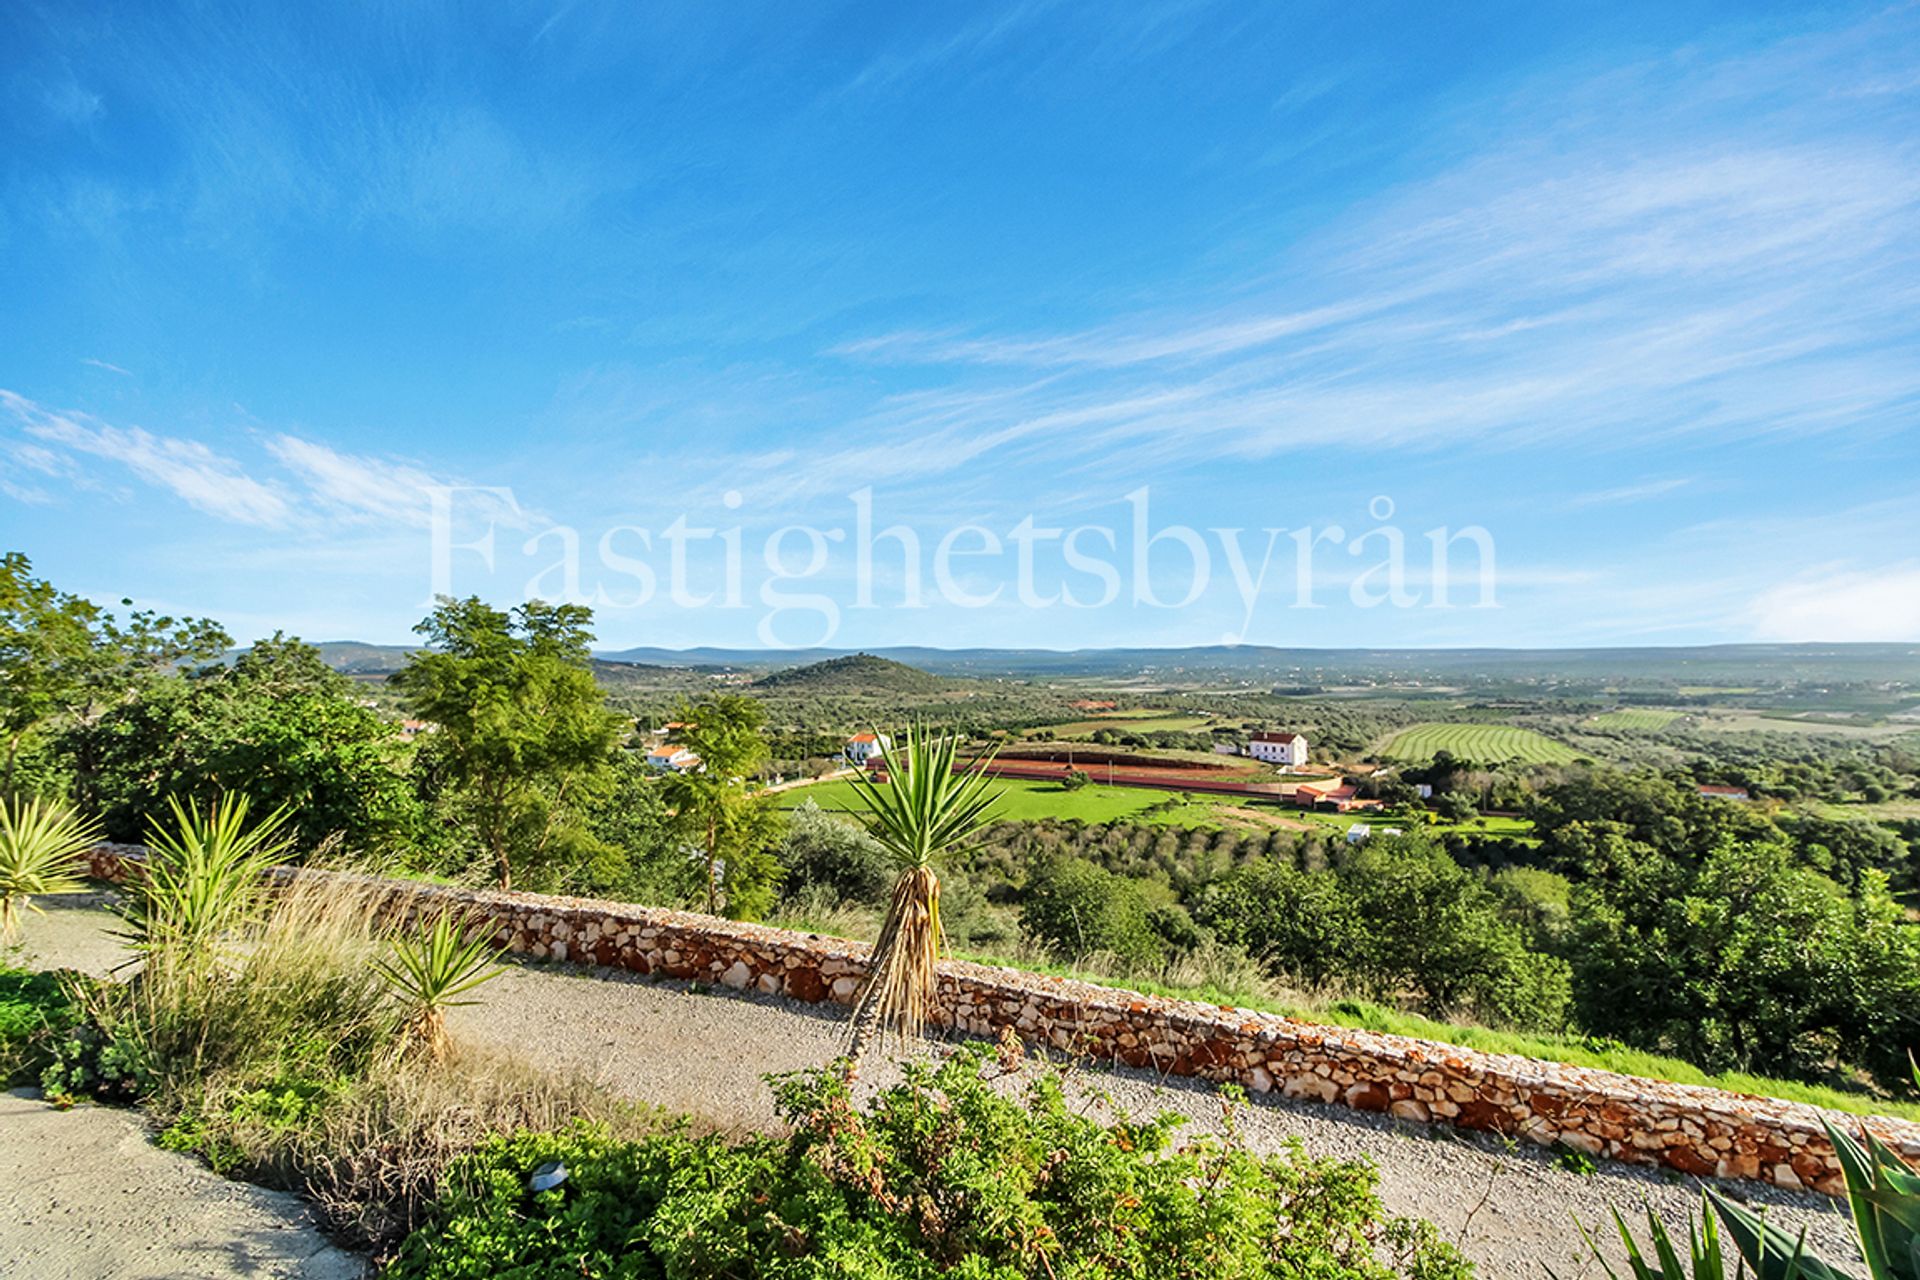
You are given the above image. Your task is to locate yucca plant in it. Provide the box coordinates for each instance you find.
[0,796,101,943]
[840,725,1001,1080]
[376,911,505,1063]
[119,794,293,966]
[1580,1199,1814,1280]
[1583,1106,1920,1279]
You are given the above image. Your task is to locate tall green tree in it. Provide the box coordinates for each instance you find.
[662,694,783,918]
[392,597,621,890]
[1568,837,1920,1088]
[83,633,421,853]
[0,553,227,799]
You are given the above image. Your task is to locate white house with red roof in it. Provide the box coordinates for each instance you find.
[646,746,702,773]
[844,732,891,766]
[1246,731,1309,767]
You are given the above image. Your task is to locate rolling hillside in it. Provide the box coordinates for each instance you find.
[752,652,952,694]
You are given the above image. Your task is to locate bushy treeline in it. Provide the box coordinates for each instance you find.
[777,767,1920,1096]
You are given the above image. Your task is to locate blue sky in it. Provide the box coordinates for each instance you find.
[3,0,1918,651]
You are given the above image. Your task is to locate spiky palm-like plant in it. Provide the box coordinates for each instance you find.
[1582,1102,1920,1279]
[120,794,293,965]
[0,796,100,943]
[840,726,1000,1080]
[376,911,505,1063]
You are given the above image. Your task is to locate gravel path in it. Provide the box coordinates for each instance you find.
[14,894,1866,1279]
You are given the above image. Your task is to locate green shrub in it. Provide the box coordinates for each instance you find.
[779,801,894,904]
[1020,855,1167,968]
[40,1013,155,1104]
[0,965,80,1085]
[390,1046,1473,1280]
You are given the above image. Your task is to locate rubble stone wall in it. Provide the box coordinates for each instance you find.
[83,843,1919,1194]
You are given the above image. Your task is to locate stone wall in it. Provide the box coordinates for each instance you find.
[83,843,1920,1194]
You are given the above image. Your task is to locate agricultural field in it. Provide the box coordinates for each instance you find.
[1808,798,1920,822]
[1380,722,1581,765]
[777,775,1301,830]
[1024,709,1215,737]
[1698,712,1905,740]
[777,774,1534,840]
[1590,709,1680,730]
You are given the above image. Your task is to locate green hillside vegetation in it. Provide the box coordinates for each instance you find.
[752,652,953,694]
[1382,723,1581,764]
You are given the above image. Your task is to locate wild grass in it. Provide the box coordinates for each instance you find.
[167,1041,672,1248]
[63,855,672,1250]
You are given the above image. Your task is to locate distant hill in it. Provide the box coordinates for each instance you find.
[310,641,419,675]
[596,642,1920,686]
[311,639,1920,691]
[304,640,675,684]
[752,653,952,694]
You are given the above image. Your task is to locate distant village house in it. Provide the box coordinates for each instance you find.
[1246,731,1309,768]
[647,746,702,773]
[844,732,891,766]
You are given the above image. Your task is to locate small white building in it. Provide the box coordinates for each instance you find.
[844,732,891,766]
[1247,731,1308,768]
[647,746,702,773]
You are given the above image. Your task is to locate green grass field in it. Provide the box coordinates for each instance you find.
[779,776,1535,840]
[1591,709,1679,730]
[1380,722,1580,765]
[779,775,1263,827]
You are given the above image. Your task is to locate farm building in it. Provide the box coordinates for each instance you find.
[1246,731,1309,767]
[1698,784,1751,801]
[1293,779,1378,814]
[844,732,891,765]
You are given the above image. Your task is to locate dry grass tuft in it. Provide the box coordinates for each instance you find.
[180,1039,675,1248]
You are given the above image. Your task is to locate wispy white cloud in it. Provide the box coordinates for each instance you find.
[266,435,446,528]
[1747,564,1920,642]
[1,392,534,537]
[2,390,293,527]
[1565,478,1692,508]
[81,357,134,376]
[267,434,534,531]
[802,15,1920,502]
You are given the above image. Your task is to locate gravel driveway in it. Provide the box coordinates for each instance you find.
[12,894,1866,1279]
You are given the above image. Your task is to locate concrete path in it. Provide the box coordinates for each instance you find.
[0,1091,364,1280]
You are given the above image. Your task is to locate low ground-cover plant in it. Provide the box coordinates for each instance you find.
[389,1045,1474,1280]
[31,795,642,1249]
[158,1042,668,1248]
[0,963,78,1084]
